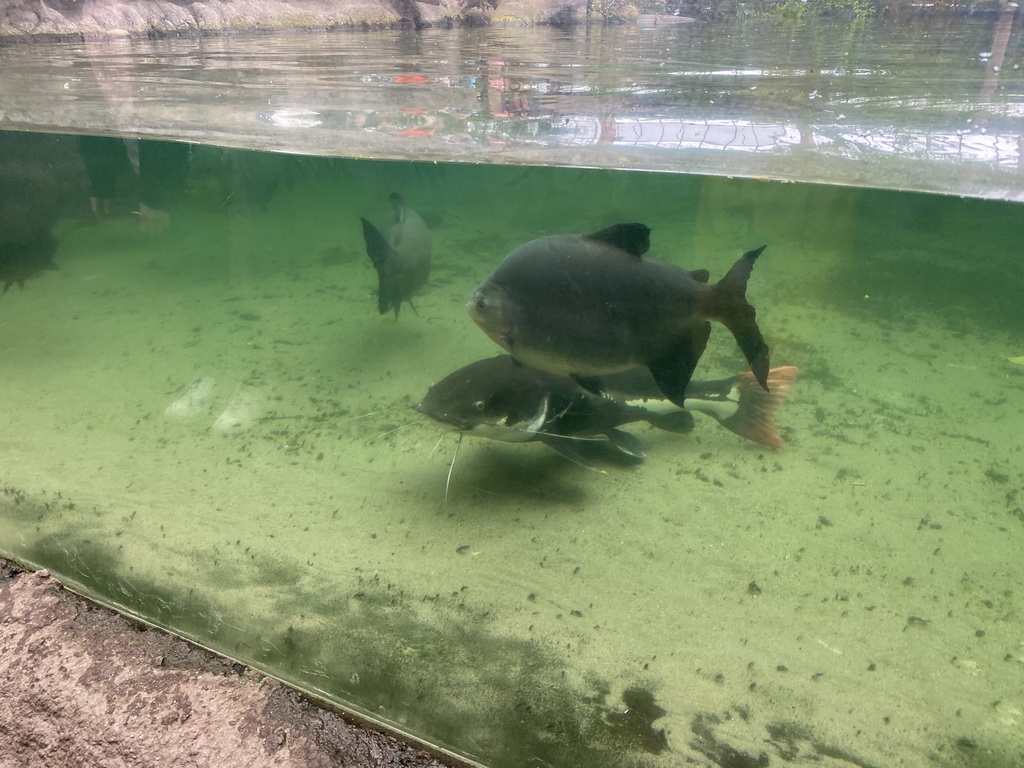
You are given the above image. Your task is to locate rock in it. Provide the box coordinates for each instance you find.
[491,0,585,24]
[0,0,596,36]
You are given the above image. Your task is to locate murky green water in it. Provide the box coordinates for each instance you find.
[2,14,1024,768]
[2,126,1022,767]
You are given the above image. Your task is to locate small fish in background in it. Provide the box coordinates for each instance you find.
[0,233,58,295]
[467,223,770,407]
[415,355,797,470]
[1,135,68,295]
[360,192,432,317]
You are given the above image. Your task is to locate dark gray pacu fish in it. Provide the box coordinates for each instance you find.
[360,192,432,317]
[467,223,769,407]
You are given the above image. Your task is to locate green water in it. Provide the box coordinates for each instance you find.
[1,128,1023,767]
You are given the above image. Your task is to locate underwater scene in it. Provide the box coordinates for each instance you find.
[1,128,1022,767]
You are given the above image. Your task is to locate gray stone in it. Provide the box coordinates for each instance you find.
[0,0,589,36]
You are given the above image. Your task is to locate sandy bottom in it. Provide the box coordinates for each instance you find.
[0,559,453,768]
[1,161,1023,768]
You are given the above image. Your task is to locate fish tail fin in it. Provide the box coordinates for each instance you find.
[705,245,770,390]
[360,217,400,316]
[718,366,797,448]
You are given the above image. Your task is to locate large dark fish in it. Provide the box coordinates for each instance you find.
[415,355,796,469]
[360,192,432,317]
[467,223,769,407]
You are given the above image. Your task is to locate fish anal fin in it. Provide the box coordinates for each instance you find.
[648,323,711,407]
[583,223,651,258]
[726,305,769,390]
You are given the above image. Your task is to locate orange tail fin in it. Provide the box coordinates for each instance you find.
[719,366,797,448]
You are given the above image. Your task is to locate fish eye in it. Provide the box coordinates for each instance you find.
[475,297,486,310]
[472,400,485,410]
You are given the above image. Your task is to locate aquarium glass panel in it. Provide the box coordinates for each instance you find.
[2,14,1024,768]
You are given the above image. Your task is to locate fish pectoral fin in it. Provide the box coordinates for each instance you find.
[648,323,711,407]
[583,223,651,257]
[645,409,695,434]
[525,395,550,435]
[606,429,647,459]
[538,436,607,473]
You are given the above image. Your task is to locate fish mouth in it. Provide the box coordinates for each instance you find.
[414,403,537,442]
[465,291,488,327]
[412,402,453,426]
[466,286,512,342]
[413,403,488,433]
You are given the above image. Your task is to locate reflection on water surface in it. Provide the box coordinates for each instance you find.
[1,13,1022,197]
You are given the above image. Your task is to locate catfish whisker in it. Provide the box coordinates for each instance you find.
[530,430,608,442]
[443,433,463,507]
[427,432,447,461]
[367,421,420,443]
[338,409,398,423]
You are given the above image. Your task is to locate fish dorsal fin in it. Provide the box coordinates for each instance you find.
[583,223,651,257]
[691,269,710,283]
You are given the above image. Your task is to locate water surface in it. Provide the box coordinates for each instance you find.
[1,15,1022,198]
